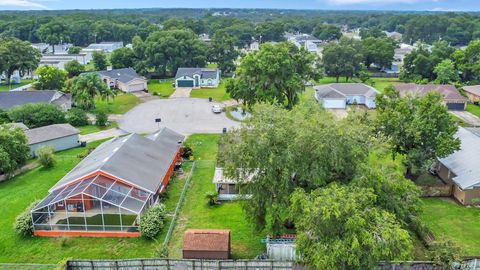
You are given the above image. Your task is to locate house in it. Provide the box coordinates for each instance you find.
[175,68,221,88]
[249,41,260,51]
[97,68,148,93]
[40,54,90,70]
[462,85,480,103]
[213,168,254,200]
[314,83,379,109]
[183,229,231,259]
[32,43,73,55]
[0,90,72,111]
[394,84,468,111]
[436,127,480,205]
[285,33,323,53]
[384,31,403,41]
[31,127,185,237]
[85,42,124,53]
[394,43,415,64]
[24,124,80,157]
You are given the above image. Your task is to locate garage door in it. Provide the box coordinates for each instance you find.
[129,83,145,92]
[447,102,465,111]
[177,80,194,87]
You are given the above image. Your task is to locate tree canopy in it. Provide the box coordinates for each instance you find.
[92,51,108,71]
[210,30,239,73]
[110,47,135,69]
[0,125,30,176]
[37,20,70,53]
[322,38,363,82]
[34,65,68,90]
[71,73,115,109]
[8,103,66,129]
[0,38,41,84]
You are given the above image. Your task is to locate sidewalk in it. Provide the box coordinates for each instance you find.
[79,128,128,143]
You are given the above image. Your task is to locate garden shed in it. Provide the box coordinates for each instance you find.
[183,229,231,259]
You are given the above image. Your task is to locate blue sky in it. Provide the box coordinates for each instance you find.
[0,0,479,11]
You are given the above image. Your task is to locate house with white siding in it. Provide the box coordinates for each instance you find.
[314,83,379,109]
[24,124,80,157]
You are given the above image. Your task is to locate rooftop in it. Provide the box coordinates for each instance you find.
[25,124,79,145]
[97,68,145,84]
[314,83,379,99]
[183,229,230,252]
[394,83,468,101]
[175,68,220,79]
[0,90,71,110]
[463,85,480,97]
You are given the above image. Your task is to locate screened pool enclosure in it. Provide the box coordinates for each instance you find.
[32,175,157,233]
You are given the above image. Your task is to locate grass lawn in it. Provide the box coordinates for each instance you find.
[421,198,480,256]
[93,93,142,114]
[369,77,400,92]
[148,79,175,98]
[467,103,480,118]
[168,134,264,259]
[190,83,231,102]
[0,79,33,91]
[207,63,218,68]
[77,122,118,135]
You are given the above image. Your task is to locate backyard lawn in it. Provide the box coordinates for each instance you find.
[148,79,175,98]
[467,103,480,118]
[0,80,33,91]
[93,93,142,114]
[190,83,231,102]
[421,198,480,256]
[368,77,400,92]
[77,122,118,135]
[168,134,265,259]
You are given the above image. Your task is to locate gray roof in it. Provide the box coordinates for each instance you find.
[175,68,220,79]
[0,90,71,110]
[439,127,480,190]
[97,68,146,84]
[25,124,79,145]
[49,127,185,193]
[463,85,480,97]
[314,83,379,99]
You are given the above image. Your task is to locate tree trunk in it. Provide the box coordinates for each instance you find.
[336,75,339,83]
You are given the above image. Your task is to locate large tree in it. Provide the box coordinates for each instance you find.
[226,42,320,109]
[34,65,68,90]
[37,20,70,54]
[375,86,460,176]
[0,124,30,176]
[0,38,41,84]
[210,30,239,73]
[361,37,395,69]
[110,47,135,69]
[452,40,480,82]
[8,103,66,129]
[92,51,108,71]
[312,24,342,41]
[64,60,85,78]
[72,73,115,109]
[322,38,363,82]
[434,59,459,84]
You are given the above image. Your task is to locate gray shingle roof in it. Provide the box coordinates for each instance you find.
[463,85,480,97]
[0,90,71,110]
[25,124,79,145]
[314,83,379,99]
[49,127,185,193]
[97,68,146,84]
[394,84,468,101]
[439,127,480,190]
[175,68,220,79]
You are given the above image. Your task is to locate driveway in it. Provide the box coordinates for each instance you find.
[119,98,240,135]
[170,87,192,98]
[450,111,480,127]
[80,128,128,143]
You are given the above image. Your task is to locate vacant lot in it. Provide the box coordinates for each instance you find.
[421,198,480,256]
[93,93,142,114]
[148,79,175,98]
[190,83,231,102]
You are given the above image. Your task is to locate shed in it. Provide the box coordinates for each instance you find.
[24,124,80,157]
[183,229,231,259]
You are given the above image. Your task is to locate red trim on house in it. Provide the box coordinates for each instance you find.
[159,146,183,193]
[34,230,141,238]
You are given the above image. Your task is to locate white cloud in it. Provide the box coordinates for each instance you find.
[0,0,48,9]
[327,0,424,4]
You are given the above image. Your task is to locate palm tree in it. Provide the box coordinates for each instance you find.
[72,73,116,109]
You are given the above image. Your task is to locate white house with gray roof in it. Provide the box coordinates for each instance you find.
[175,68,221,89]
[314,83,379,109]
[96,68,148,93]
[23,123,80,157]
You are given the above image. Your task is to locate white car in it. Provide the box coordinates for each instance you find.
[212,105,223,114]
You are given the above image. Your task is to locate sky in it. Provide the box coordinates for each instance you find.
[0,0,479,11]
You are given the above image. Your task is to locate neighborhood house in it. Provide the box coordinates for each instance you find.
[394,83,468,111]
[436,127,480,205]
[24,124,80,157]
[183,229,231,260]
[31,127,185,237]
[314,83,379,109]
[0,90,72,111]
[85,42,124,53]
[213,167,253,200]
[97,68,148,93]
[462,85,480,104]
[175,68,221,88]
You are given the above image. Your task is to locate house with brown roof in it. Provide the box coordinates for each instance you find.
[463,85,480,103]
[183,229,231,259]
[394,84,468,111]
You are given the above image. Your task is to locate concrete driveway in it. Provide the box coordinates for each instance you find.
[450,111,480,127]
[170,87,192,98]
[119,98,240,135]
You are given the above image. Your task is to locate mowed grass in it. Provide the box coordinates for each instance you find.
[467,103,480,118]
[190,83,231,102]
[77,122,118,135]
[168,134,264,259]
[0,79,33,91]
[93,93,142,114]
[368,77,400,92]
[148,79,175,98]
[420,198,480,256]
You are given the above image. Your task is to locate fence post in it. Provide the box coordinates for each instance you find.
[166,258,170,270]
[91,260,95,270]
[218,260,222,270]
[140,259,144,270]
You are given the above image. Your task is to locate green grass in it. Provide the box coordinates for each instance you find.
[421,198,480,256]
[467,103,480,118]
[190,83,231,102]
[148,79,175,98]
[0,80,33,91]
[369,77,400,92]
[93,93,141,114]
[207,63,218,68]
[168,134,264,259]
[77,122,118,135]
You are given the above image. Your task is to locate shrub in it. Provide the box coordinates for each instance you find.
[156,245,169,258]
[37,146,55,168]
[0,124,30,175]
[66,108,89,127]
[95,111,108,127]
[8,103,66,128]
[0,109,10,124]
[427,240,462,268]
[152,91,159,96]
[14,200,39,237]
[139,203,166,239]
[182,145,193,159]
[205,191,219,206]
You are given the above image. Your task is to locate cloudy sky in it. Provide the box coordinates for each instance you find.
[0,0,478,11]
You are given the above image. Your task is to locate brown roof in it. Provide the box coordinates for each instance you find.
[183,229,230,252]
[394,84,468,102]
[463,85,480,97]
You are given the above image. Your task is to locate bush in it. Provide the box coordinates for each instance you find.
[66,108,89,127]
[427,240,462,268]
[205,191,219,206]
[9,103,66,128]
[0,125,30,175]
[156,245,169,258]
[37,146,55,168]
[95,111,108,127]
[152,91,159,96]
[139,203,166,239]
[14,200,39,237]
[182,145,193,159]
[0,109,10,124]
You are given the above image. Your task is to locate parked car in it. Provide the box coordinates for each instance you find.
[212,105,223,114]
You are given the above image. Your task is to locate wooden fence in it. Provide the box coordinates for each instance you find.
[67,259,295,270]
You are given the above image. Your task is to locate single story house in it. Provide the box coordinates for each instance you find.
[97,68,148,93]
[436,127,480,205]
[31,127,185,237]
[314,83,379,109]
[25,124,80,157]
[0,90,72,111]
[183,229,231,259]
[40,54,89,70]
[394,84,468,111]
[213,167,253,200]
[85,42,124,53]
[175,68,221,89]
[462,85,480,103]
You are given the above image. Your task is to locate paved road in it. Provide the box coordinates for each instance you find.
[450,111,480,127]
[119,98,240,135]
[80,128,128,143]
